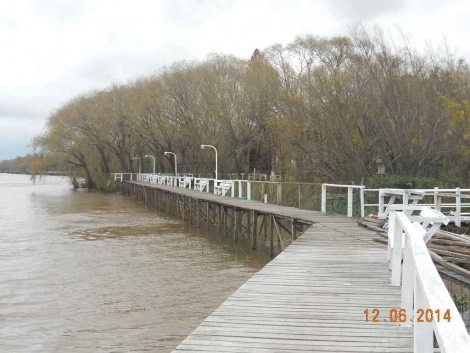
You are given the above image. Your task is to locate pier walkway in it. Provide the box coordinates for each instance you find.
[123,181,470,352]
[174,224,413,352]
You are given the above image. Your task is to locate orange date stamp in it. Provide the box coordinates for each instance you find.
[364,308,451,323]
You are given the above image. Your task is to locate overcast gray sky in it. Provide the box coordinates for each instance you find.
[1,0,469,161]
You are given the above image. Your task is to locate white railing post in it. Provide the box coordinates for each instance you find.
[400,235,414,327]
[456,187,461,227]
[378,189,385,219]
[403,190,409,209]
[347,186,353,217]
[414,277,433,352]
[238,181,242,198]
[387,209,396,270]
[360,188,365,218]
[247,181,251,201]
[321,184,327,213]
[433,187,440,211]
[391,214,403,286]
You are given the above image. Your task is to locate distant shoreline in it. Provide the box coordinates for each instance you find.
[0,172,69,176]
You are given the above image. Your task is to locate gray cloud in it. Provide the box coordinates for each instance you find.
[164,0,234,28]
[0,97,55,121]
[0,0,469,162]
[324,0,405,21]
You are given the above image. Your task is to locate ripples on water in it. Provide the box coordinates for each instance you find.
[0,174,270,352]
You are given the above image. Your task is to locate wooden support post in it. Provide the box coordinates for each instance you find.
[360,188,365,218]
[456,187,461,227]
[414,275,433,351]
[264,214,268,238]
[347,187,353,217]
[246,210,251,239]
[291,217,297,241]
[197,199,200,228]
[223,206,228,238]
[270,214,274,257]
[252,211,258,250]
[218,204,221,235]
[321,184,327,213]
[182,196,186,221]
[434,187,441,211]
[277,183,282,205]
[206,201,210,230]
[231,208,235,238]
[189,198,192,225]
[235,208,241,242]
[273,217,285,249]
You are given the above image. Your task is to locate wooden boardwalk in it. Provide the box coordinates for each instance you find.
[125,182,414,352]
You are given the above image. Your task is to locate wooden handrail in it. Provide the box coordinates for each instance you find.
[393,212,470,352]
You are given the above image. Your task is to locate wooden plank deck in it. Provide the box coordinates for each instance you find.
[127,182,414,351]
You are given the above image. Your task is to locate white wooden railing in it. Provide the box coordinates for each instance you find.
[390,209,470,352]
[119,174,253,200]
[321,184,365,217]
[115,175,470,225]
[362,188,470,226]
[113,173,140,182]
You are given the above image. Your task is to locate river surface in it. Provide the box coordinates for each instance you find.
[0,174,270,352]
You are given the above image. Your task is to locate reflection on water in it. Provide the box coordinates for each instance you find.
[0,174,270,352]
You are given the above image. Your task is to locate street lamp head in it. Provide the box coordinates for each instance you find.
[164,152,169,156]
[200,145,205,150]
[144,155,151,158]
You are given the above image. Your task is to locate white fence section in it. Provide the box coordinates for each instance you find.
[119,174,253,200]
[113,173,140,182]
[215,180,234,197]
[362,188,470,226]
[388,205,449,275]
[321,184,365,217]
[114,175,470,225]
[389,209,470,352]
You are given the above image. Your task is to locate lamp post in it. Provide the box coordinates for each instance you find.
[201,144,218,180]
[132,157,141,174]
[163,152,177,177]
[144,155,155,174]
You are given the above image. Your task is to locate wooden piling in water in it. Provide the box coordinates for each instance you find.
[121,181,315,261]
[252,210,258,250]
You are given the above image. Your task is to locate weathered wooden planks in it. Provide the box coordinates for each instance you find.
[174,228,413,351]
[125,182,414,352]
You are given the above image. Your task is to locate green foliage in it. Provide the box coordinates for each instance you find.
[453,293,469,311]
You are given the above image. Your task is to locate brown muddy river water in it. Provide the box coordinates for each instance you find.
[0,174,270,352]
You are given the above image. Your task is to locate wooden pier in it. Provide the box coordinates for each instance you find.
[124,181,415,351]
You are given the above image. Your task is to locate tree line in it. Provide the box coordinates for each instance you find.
[31,26,470,188]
